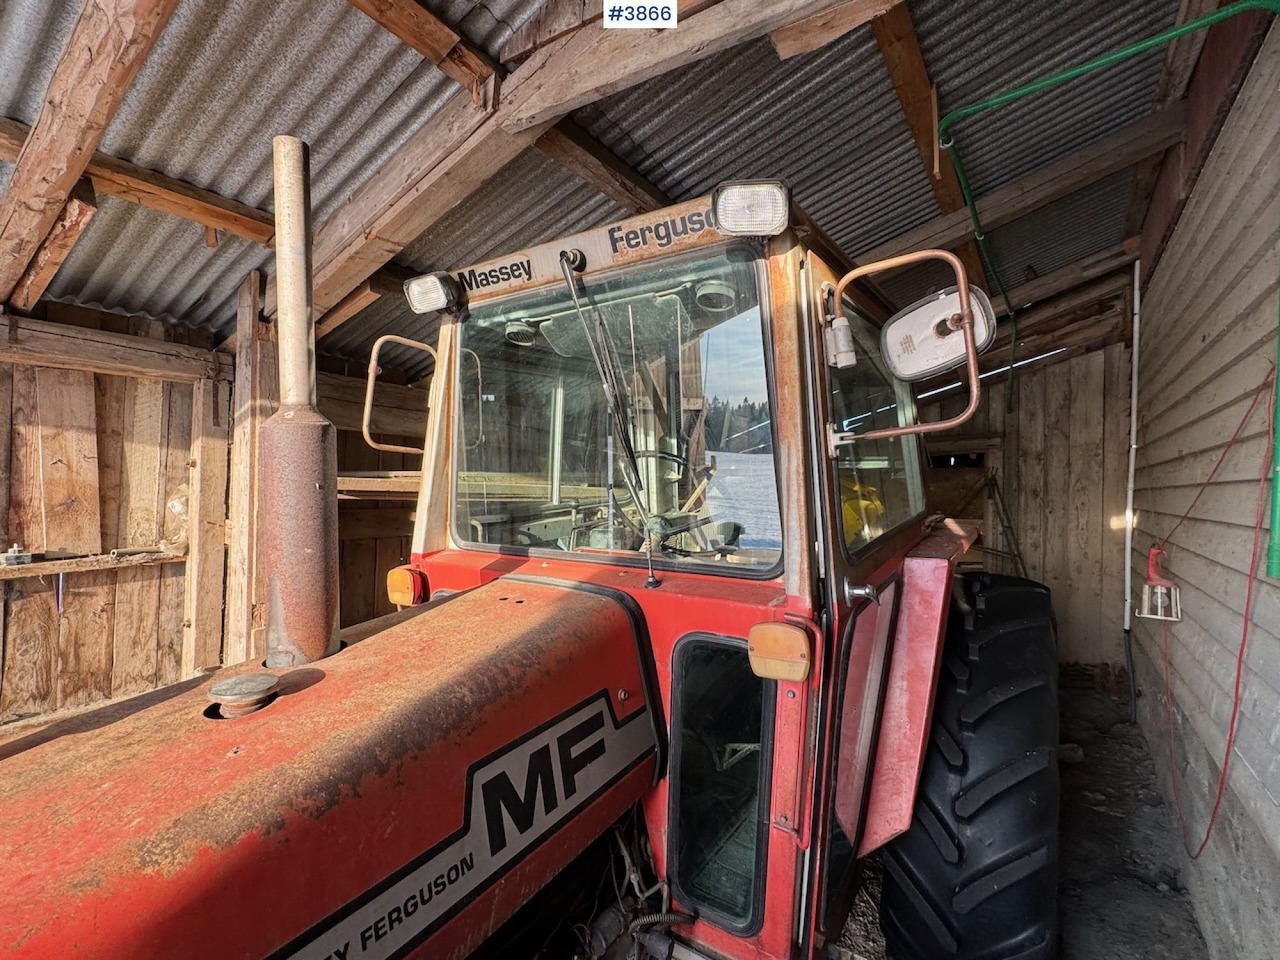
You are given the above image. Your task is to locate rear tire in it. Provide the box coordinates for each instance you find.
[879,572,1059,960]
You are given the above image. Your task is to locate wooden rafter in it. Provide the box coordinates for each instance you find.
[1001,238,1139,315]
[502,0,723,65]
[344,0,497,103]
[9,178,97,313]
[913,277,1131,395]
[534,119,670,214]
[0,117,274,245]
[870,3,987,288]
[0,0,181,300]
[769,0,897,60]
[856,105,1186,265]
[0,120,269,246]
[271,0,856,319]
[315,269,409,341]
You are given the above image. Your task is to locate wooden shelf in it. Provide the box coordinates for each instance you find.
[337,471,421,501]
[0,551,184,582]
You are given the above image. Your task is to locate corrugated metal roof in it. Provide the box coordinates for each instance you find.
[574,29,941,259]
[5,0,546,331]
[913,0,1178,196]
[877,167,1136,307]
[0,0,1192,358]
[321,147,627,378]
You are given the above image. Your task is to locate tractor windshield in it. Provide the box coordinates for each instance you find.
[452,244,782,574]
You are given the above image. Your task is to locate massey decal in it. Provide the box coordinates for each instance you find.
[451,198,728,298]
[455,257,533,292]
[607,208,715,254]
[272,692,654,960]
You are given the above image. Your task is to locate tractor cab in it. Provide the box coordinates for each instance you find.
[364,181,1016,959]
[1,182,1057,960]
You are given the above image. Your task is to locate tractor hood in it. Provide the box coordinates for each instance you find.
[0,578,662,960]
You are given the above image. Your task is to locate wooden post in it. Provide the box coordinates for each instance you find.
[223,271,277,664]
[181,378,230,676]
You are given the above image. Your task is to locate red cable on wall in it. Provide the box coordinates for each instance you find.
[1159,365,1275,860]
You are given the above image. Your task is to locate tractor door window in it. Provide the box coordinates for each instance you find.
[670,638,773,934]
[828,305,925,554]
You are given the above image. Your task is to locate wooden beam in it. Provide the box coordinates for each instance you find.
[0,312,231,382]
[1123,0,1217,237]
[281,0,852,317]
[344,0,497,101]
[0,0,181,300]
[505,1,853,132]
[502,0,723,64]
[316,268,408,340]
[223,272,276,666]
[317,370,429,437]
[1001,238,1139,315]
[770,0,897,60]
[316,283,381,341]
[8,179,97,313]
[870,3,986,289]
[534,119,670,213]
[858,106,1186,265]
[0,118,275,246]
[915,294,1128,397]
[181,377,231,677]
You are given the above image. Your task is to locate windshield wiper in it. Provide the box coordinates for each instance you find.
[558,251,649,527]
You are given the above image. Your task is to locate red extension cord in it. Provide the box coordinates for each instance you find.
[1157,365,1275,860]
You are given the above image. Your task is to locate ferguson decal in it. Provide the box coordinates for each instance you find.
[606,208,715,254]
[272,692,654,960]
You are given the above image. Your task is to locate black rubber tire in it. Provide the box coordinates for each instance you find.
[879,572,1060,960]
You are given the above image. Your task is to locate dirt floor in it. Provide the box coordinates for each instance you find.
[832,671,1209,960]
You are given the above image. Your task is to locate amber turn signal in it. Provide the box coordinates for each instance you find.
[387,565,428,607]
[747,621,810,682]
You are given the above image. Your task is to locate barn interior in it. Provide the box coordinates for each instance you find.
[0,1,1277,957]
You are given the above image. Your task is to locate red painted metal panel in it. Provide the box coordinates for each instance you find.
[418,549,813,960]
[857,522,977,856]
[0,579,657,960]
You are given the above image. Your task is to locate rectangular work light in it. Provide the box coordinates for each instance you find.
[712,180,790,237]
[404,272,461,314]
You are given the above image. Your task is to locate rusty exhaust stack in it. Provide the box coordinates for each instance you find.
[261,135,339,667]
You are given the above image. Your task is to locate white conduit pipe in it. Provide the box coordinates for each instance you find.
[1122,259,1141,722]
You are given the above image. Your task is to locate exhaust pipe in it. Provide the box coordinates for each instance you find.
[261,135,339,667]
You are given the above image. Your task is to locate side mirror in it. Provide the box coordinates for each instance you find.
[880,285,996,382]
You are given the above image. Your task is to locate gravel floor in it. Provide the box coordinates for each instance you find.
[832,670,1209,960]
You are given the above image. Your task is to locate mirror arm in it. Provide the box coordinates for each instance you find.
[827,249,982,454]
[363,334,437,456]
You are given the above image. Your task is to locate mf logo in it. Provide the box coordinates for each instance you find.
[277,691,655,960]
[481,711,608,855]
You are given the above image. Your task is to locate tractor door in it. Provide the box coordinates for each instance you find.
[800,251,928,952]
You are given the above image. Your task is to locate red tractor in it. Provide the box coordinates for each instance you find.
[0,178,1060,960]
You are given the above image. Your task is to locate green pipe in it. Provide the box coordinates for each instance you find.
[1270,292,1280,578]
[937,0,1280,149]
[933,0,1280,467]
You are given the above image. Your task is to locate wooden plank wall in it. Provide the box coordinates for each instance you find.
[336,430,422,629]
[1127,25,1280,958]
[919,341,1131,664]
[0,367,218,721]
